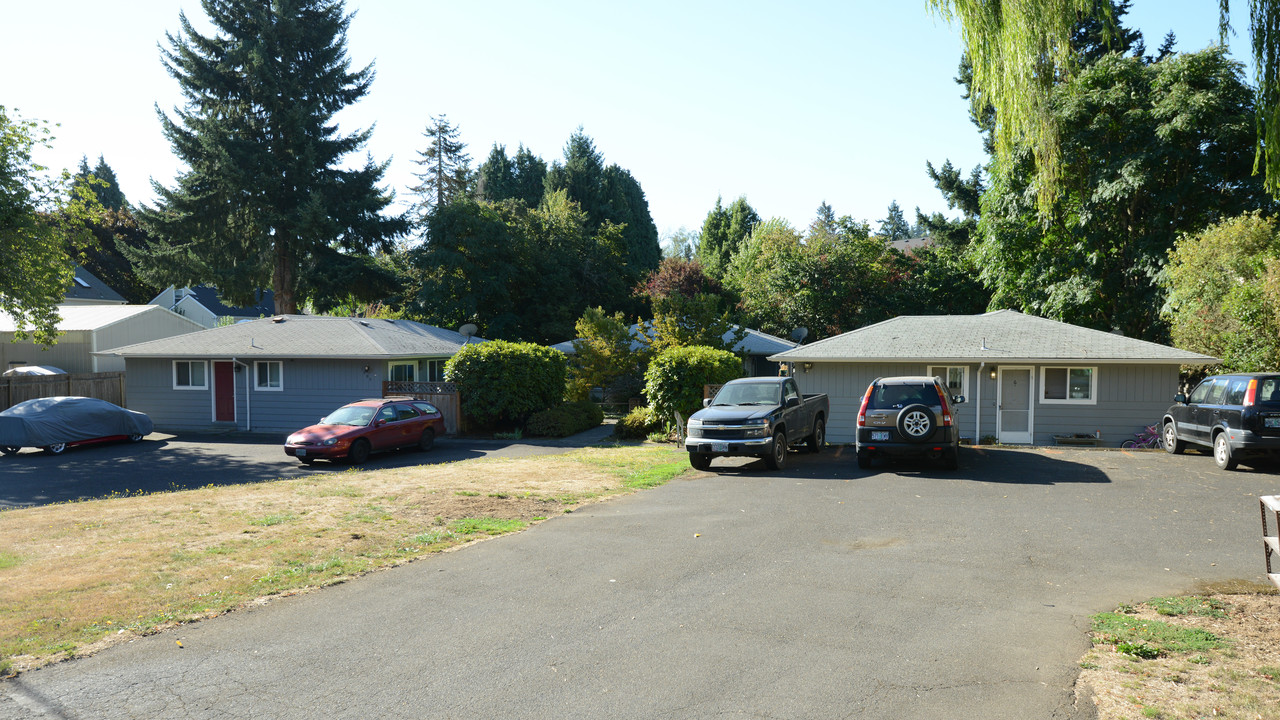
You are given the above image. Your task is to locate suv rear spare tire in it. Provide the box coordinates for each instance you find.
[897,404,936,443]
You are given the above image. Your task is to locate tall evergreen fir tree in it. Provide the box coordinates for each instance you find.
[878,200,910,240]
[135,0,407,314]
[477,143,546,207]
[73,155,127,210]
[409,114,471,221]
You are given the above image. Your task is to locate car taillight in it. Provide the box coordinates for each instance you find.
[1245,378,1258,407]
[938,385,953,426]
[857,386,872,427]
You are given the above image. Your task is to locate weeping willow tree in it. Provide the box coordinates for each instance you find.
[928,0,1280,205]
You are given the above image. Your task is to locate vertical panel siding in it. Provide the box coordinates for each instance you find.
[0,331,94,373]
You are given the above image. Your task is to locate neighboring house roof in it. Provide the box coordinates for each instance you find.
[151,285,275,319]
[0,304,183,333]
[63,266,127,304]
[768,310,1220,365]
[888,236,932,254]
[96,315,485,359]
[551,324,798,356]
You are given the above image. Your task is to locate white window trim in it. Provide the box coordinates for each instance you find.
[254,360,284,391]
[1039,366,1098,405]
[173,360,209,390]
[425,359,448,383]
[928,365,969,399]
[388,361,417,382]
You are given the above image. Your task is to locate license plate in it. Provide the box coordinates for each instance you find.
[296,449,306,457]
[712,442,729,453]
[1266,417,1280,429]
[870,431,890,441]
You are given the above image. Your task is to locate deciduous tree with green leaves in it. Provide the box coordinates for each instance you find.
[643,345,742,436]
[135,0,408,315]
[1163,213,1280,371]
[1,106,101,345]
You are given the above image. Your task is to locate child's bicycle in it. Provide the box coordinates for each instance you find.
[1121,424,1163,449]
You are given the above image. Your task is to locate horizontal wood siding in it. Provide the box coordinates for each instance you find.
[1031,364,1178,446]
[243,359,385,436]
[802,361,1178,446]
[125,358,214,429]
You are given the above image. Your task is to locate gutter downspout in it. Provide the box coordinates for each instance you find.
[233,358,251,432]
[976,362,984,444]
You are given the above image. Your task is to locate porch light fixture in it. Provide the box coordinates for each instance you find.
[989,366,998,380]
[802,362,813,372]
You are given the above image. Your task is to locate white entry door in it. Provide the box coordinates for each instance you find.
[997,366,1034,444]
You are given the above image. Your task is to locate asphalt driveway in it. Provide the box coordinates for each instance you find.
[2,445,1278,719]
[0,425,616,509]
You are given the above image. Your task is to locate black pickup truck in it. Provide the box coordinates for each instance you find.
[684,376,829,471]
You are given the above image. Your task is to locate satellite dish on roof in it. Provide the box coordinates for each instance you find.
[790,327,809,343]
[458,323,478,341]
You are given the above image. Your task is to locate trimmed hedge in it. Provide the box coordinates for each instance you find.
[525,400,604,438]
[445,341,566,428]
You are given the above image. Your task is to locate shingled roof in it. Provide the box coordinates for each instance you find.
[96,315,483,360]
[769,310,1218,365]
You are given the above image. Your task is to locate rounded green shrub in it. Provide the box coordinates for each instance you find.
[615,405,660,439]
[643,345,742,430]
[446,341,566,428]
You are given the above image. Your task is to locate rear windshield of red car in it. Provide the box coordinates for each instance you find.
[866,383,941,410]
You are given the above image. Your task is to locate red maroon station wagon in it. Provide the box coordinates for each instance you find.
[284,397,444,465]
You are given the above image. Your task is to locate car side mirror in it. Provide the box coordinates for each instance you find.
[785,396,800,408]
[952,395,966,405]
[703,398,711,408]
[375,419,387,426]
[1174,393,1187,404]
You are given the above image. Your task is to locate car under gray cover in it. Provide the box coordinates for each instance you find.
[0,397,153,453]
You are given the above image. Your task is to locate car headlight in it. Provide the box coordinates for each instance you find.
[686,418,702,428]
[743,418,769,438]
[323,437,339,446]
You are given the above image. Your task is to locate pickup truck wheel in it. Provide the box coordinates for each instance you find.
[765,431,787,470]
[807,417,825,454]
[1162,421,1185,454]
[856,450,872,470]
[897,404,935,443]
[689,453,711,471]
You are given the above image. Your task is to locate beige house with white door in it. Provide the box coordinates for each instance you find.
[769,310,1218,447]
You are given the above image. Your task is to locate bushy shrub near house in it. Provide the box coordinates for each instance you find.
[614,405,661,439]
[526,400,605,438]
[446,341,565,428]
[644,345,741,433]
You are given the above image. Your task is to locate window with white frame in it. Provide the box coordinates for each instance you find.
[173,360,208,390]
[1041,366,1096,404]
[255,361,283,391]
[928,365,968,399]
[425,359,447,383]
[389,361,416,382]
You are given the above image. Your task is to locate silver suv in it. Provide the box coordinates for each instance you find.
[855,376,965,470]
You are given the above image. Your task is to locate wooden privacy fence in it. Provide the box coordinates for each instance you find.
[1262,495,1280,591]
[1,372,127,411]
[382,381,462,435]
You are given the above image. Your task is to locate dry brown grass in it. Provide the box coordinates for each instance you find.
[0,444,688,676]
[1079,588,1280,719]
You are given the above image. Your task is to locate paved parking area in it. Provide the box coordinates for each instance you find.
[0,427,614,509]
[2,445,1278,719]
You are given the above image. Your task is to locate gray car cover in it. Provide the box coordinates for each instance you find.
[0,396,153,448]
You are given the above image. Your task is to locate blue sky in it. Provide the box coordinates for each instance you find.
[3,2,1254,241]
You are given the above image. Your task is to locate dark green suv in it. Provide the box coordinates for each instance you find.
[1161,373,1280,470]
[854,376,965,470]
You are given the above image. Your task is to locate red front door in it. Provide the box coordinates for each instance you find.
[214,361,235,422]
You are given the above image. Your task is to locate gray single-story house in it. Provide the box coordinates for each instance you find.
[1,305,204,374]
[768,310,1218,446]
[552,323,797,377]
[95,315,483,434]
